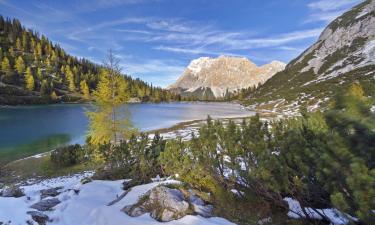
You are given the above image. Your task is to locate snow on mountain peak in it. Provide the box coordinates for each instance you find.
[187,57,213,76]
[169,56,286,98]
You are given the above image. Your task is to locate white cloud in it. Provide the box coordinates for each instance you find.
[146,19,194,33]
[121,59,185,87]
[153,46,249,57]
[307,0,361,11]
[153,28,322,55]
[305,0,363,23]
[277,46,304,52]
[115,29,153,35]
[305,10,346,23]
[77,0,162,12]
[123,59,184,75]
[228,28,323,49]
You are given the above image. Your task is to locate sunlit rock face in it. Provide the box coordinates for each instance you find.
[168,55,285,98]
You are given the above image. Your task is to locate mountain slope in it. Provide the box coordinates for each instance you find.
[168,56,285,100]
[0,16,180,105]
[246,0,375,113]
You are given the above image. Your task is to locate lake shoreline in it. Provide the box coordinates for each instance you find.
[5,114,254,165]
[0,102,253,164]
[0,113,256,185]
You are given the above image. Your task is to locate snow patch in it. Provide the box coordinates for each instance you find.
[0,174,235,225]
[284,197,356,225]
[187,57,213,76]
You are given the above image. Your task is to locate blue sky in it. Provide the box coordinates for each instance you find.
[0,0,363,87]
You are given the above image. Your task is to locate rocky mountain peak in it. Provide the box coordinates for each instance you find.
[168,56,285,99]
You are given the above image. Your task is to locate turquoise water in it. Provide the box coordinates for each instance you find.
[0,102,253,164]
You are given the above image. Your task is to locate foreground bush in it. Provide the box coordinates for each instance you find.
[160,84,375,225]
[92,133,166,183]
[50,144,85,167]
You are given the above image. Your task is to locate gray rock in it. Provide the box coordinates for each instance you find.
[188,190,204,206]
[122,205,147,217]
[1,186,25,198]
[123,186,190,222]
[192,204,213,218]
[27,211,50,225]
[148,186,190,222]
[188,190,213,217]
[30,198,61,211]
[40,187,62,199]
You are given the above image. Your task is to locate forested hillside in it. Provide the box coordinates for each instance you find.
[0,16,181,105]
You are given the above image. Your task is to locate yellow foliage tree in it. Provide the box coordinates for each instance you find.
[16,38,22,51]
[51,91,58,100]
[1,57,12,76]
[87,50,135,146]
[80,80,90,99]
[25,67,35,91]
[15,56,25,74]
[65,67,76,92]
[36,42,42,57]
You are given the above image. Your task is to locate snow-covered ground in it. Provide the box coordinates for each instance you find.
[0,173,235,225]
[284,197,357,225]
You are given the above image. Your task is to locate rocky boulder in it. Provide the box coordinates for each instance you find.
[40,187,62,199]
[27,211,50,225]
[148,186,190,221]
[1,186,25,198]
[30,198,61,211]
[123,186,190,222]
[123,185,214,222]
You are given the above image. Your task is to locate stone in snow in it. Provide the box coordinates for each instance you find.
[123,185,214,221]
[40,187,62,199]
[188,189,213,217]
[1,186,25,198]
[122,205,148,217]
[123,185,190,222]
[30,198,61,211]
[192,204,214,218]
[148,186,190,222]
[27,211,50,225]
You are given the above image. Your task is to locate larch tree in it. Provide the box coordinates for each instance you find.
[36,67,43,80]
[15,38,22,51]
[1,56,13,79]
[25,67,35,91]
[80,80,90,99]
[51,91,58,100]
[65,67,76,92]
[15,56,25,74]
[87,50,135,147]
[36,42,42,58]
